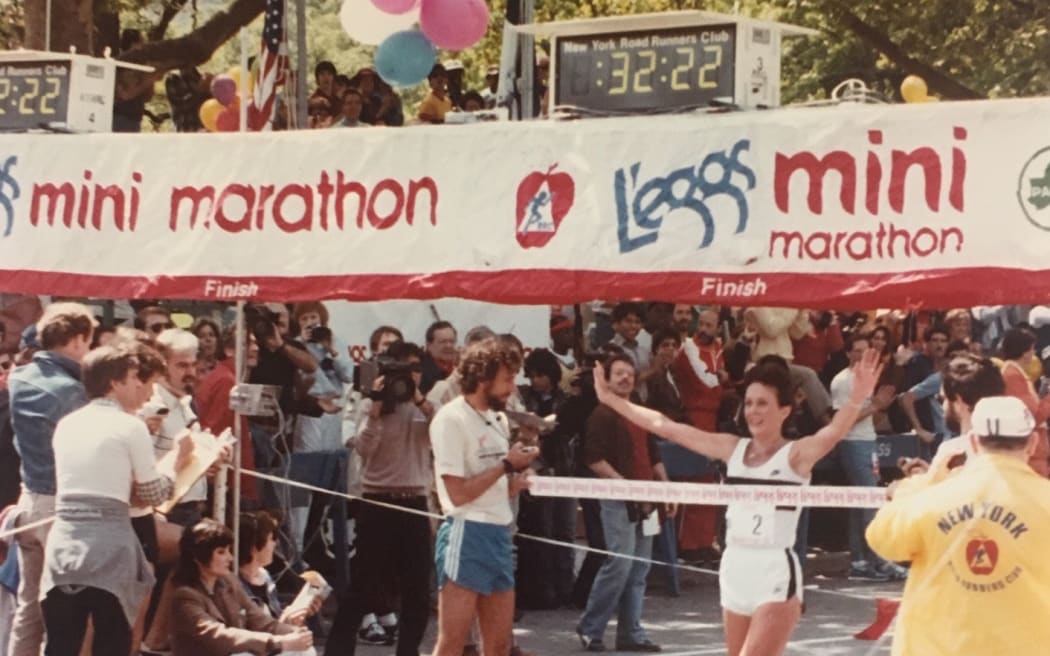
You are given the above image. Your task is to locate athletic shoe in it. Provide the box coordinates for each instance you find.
[358,621,395,646]
[877,561,909,581]
[576,626,606,652]
[614,640,662,652]
[849,561,891,581]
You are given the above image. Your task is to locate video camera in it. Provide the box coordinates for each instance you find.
[354,355,417,406]
[244,304,283,346]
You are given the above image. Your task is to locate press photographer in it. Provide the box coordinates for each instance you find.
[330,340,434,656]
[292,302,352,453]
[244,304,319,468]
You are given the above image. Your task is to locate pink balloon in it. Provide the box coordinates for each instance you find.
[420,0,489,50]
[371,0,418,14]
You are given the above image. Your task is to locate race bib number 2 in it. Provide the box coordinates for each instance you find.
[731,504,776,548]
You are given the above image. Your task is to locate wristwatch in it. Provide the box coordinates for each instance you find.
[502,458,515,474]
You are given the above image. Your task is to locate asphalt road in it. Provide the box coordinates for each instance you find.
[345,552,903,656]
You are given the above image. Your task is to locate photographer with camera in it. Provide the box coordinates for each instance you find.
[292,302,352,453]
[329,341,434,656]
[245,304,319,468]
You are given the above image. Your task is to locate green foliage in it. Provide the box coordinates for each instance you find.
[1,0,25,48]
[107,0,1048,117]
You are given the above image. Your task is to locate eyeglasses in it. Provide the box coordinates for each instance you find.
[148,322,175,334]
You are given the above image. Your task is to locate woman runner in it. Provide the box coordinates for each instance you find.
[591,348,883,656]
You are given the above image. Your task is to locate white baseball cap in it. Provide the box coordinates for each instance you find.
[971,396,1036,440]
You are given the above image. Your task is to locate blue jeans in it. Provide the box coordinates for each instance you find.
[837,440,878,563]
[578,500,653,644]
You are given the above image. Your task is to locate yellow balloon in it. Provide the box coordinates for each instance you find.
[199,98,223,131]
[227,65,255,96]
[900,75,928,103]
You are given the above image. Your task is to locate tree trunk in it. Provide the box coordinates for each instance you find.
[23,0,93,53]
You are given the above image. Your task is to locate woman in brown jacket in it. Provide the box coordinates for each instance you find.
[171,520,314,656]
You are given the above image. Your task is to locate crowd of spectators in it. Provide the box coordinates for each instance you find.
[2,297,1050,655]
[159,56,506,133]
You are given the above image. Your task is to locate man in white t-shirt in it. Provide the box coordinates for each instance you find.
[430,338,539,656]
[830,332,902,581]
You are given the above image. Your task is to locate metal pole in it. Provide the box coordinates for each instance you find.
[521,0,535,120]
[45,0,51,51]
[295,0,308,129]
[232,300,246,566]
[239,28,249,131]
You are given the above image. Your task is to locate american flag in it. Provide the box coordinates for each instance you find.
[250,0,287,130]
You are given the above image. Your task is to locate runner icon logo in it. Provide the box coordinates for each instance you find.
[965,536,999,575]
[1018,146,1050,230]
[515,164,575,249]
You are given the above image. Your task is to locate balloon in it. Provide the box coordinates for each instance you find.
[198,98,223,131]
[210,74,237,106]
[372,0,418,13]
[227,65,255,96]
[420,0,489,50]
[340,0,419,46]
[900,75,928,103]
[216,106,240,132]
[375,30,436,87]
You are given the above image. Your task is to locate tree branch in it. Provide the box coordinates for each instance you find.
[826,1,985,100]
[149,0,192,42]
[122,0,264,73]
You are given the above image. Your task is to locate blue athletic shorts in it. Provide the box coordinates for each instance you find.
[435,516,514,595]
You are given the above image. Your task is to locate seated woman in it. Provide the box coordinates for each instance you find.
[172,519,314,656]
[237,511,322,625]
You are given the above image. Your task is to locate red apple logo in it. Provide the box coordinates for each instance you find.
[515,164,575,248]
[966,537,999,575]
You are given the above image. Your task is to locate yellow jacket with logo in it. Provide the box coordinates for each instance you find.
[867,453,1050,656]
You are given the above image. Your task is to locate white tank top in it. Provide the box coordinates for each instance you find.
[724,438,809,550]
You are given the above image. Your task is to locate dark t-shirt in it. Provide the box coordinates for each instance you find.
[249,340,310,415]
[583,404,661,480]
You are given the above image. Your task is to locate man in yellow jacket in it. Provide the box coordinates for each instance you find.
[867,395,1050,655]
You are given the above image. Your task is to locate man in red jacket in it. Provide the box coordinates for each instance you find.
[668,309,728,562]
[670,309,727,431]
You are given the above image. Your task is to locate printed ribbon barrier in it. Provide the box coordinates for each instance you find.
[529,476,890,509]
[2,97,1050,304]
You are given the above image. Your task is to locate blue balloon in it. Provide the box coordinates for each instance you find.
[375,30,437,88]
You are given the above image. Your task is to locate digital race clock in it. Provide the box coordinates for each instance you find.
[0,60,72,130]
[0,50,153,133]
[517,11,818,116]
[555,24,737,113]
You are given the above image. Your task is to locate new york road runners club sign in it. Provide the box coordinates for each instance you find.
[2,98,1050,307]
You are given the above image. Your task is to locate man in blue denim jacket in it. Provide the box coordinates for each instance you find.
[7,302,94,656]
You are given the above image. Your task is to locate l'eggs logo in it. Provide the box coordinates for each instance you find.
[0,155,20,238]
[1018,146,1050,230]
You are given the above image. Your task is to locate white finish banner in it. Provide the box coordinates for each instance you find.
[3,98,1050,306]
